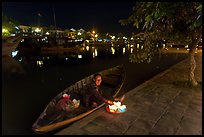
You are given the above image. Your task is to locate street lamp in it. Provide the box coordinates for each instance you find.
[35,28,41,33]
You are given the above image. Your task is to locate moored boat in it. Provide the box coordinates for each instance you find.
[2,34,22,57]
[32,65,126,134]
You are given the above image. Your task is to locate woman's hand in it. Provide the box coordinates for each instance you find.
[92,102,98,107]
[107,100,113,105]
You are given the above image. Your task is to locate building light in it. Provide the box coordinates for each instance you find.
[111,47,115,54]
[86,46,89,51]
[130,48,133,53]
[35,28,41,33]
[11,50,18,58]
[78,55,82,58]
[94,49,98,57]
[37,60,43,67]
[98,39,102,42]
[45,32,50,35]
[137,44,139,48]
[18,57,23,62]
[123,36,127,40]
[11,34,16,36]
[123,47,125,54]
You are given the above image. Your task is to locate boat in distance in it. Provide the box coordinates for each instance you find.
[2,34,22,57]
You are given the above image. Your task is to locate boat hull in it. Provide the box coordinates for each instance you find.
[2,35,22,56]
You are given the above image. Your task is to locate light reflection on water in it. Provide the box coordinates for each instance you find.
[12,45,129,69]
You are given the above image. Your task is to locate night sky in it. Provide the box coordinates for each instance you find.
[2,2,137,35]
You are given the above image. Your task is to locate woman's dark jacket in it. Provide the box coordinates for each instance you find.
[83,81,109,107]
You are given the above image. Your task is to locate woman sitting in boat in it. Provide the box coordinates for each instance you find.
[83,73,114,108]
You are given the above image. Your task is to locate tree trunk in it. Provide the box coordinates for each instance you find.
[188,32,201,87]
[189,49,198,87]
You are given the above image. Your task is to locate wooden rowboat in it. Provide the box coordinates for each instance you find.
[32,65,126,134]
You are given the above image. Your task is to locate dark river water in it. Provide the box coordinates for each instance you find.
[2,46,188,135]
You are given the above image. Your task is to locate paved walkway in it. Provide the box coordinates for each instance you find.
[56,53,202,135]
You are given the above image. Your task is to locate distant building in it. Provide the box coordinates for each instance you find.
[18,24,111,44]
[19,25,46,36]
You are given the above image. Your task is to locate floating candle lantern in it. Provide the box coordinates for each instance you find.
[107,101,126,113]
[118,105,126,112]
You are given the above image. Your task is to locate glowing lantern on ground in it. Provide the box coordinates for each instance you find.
[106,101,126,114]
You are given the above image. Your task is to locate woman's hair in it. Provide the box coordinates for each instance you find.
[93,73,102,80]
